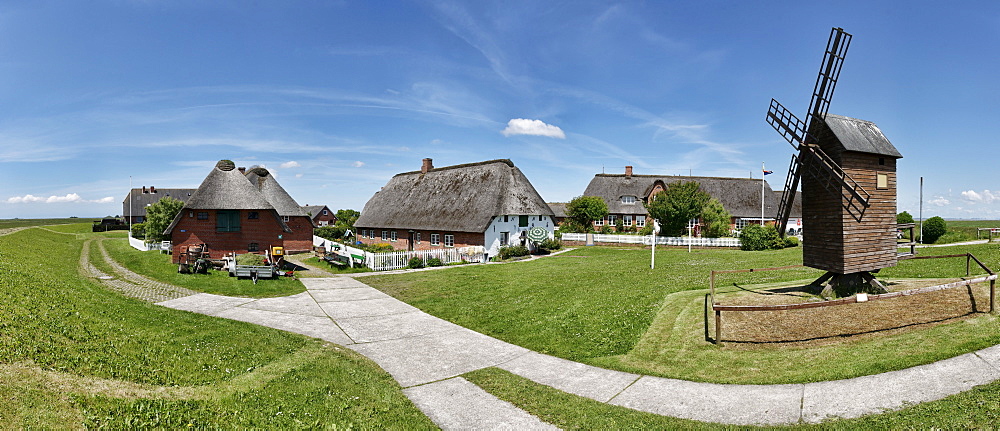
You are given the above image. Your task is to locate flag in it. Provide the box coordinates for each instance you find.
[763,169,773,175]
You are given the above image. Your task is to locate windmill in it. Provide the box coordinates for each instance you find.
[766,27,903,295]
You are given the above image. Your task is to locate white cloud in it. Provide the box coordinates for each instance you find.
[6,193,114,204]
[279,161,301,169]
[961,189,998,204]
[352,161,365,168]
[928,196,950,207]
[295,173,303,178]
[501,118,566,139]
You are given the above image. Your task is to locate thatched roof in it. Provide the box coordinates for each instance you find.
[582,174,799,218]
[244,167,308,217]
[164,160,291,235]
[820,114,902,158]
[355,159,554,233]
[122,188,196,218]
[547,202,568,218]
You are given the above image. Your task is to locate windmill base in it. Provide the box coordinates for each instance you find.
[811,271,888,298]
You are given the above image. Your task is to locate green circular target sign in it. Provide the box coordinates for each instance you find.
[527,226,549,242]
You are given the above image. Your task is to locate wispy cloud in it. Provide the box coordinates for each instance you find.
[279,161,301,169]
[501,118,565,139]
[961,189,998,204]
[6,193,113,204]
[928,196,951,207]
[352,161,365,168]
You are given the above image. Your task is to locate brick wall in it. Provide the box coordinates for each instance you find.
[354,228,485,251]
[170,209,306,263]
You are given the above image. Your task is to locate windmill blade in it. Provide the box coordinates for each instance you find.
[807,27,852,120]
[799,146,870,221]
[766,99,808,149]
[775,154,802,238]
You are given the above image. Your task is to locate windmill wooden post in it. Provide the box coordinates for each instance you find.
[766,27,903,297]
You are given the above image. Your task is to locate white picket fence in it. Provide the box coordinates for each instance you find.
[128,235,172,252]
[312,235,485,271]
[560,233,740,247]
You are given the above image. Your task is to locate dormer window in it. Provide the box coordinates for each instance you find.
[621,196,637,205]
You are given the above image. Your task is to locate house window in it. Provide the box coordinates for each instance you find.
[415,232,421,244]
[390,231,397,241]
[430,233,440,245]
[216,210,240,232]
[248,243,259,252]
[595,217,604,226]
[188,210,193,218]
[369,230,375,239]
[624,215,633,226]
[500,232,510,244]
[636,215,646,227]
[444,234,455,247]
[197,212,208,220]
[622,196,636,205]
[322,209,328,215]
[248,211,259,220]
[735,218,751,230]
[382,230,388,240]
[519,215,529,227]
[608,215,617,225]
[877,173,888,189]
[282,216,290,222]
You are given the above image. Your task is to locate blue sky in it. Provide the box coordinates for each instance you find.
[2,1,998,220]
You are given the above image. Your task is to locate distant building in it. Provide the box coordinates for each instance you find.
[122,186,196,224]
[301,205,337,226]
[164,160,312,263]
[354,158,555,256]
[580,166,803,235]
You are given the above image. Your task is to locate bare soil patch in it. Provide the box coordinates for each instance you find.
[715,278,991,348]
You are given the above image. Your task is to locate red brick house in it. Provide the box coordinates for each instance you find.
[301,205,337,226]
[577,166,803,235]
[354,158,555,257]
[164,160,312,263]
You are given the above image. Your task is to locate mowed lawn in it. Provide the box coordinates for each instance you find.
[0,225,433,429]
[363,243,1000,384]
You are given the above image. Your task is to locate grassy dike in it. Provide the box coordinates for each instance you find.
[0,226,434,428]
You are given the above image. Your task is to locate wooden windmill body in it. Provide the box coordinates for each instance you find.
[767,28,903,293]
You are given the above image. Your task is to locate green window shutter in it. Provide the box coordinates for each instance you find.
[217,210,241,232]
[519,215,529,227]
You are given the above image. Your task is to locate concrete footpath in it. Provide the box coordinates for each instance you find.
[156,276,1000,428]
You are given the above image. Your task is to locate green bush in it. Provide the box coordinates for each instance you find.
[784,236,799,248]
[638,223,654,236]
[498,245,530,260]
[130,222,146,238]
[739,224,783,251]
[426,257,444,267]
[315,225,346,240]
[922,216,947,244]
[556,219,587,233]
[535,238,562,255]
[407,257,424,269]
[599,225,614,234]
[361,243,395,253]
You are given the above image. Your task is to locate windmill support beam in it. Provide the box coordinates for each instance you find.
[815,271,889,298]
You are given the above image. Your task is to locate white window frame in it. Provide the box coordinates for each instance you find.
[430,233,440,246]
[500,232,510,244]
[624,215,633,226]
[390,231,397,241]
[415,232,421,244]
[381,230,388,240]
[621,195,636,205]
[595,217,604,226]
[636,215,646,227]
[444,234,455,247]
[608,215,617,225]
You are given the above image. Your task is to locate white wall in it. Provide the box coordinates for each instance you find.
[484,215,554,257]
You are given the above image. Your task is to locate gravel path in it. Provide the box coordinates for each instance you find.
[81,238,196,303]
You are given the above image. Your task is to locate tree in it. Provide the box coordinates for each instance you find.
[897,211,914,225]
[645,181,710,237]
[739,223,783,251]
[922,216,947,244]
[566,196,608,231]
[143,196,184,242]
[335,209,360,228]
[701,198,733,238]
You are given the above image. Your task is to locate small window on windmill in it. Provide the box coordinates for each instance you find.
[877,173,888,190]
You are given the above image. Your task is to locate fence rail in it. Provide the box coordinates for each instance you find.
[560,233,740,247]
[312,235,485,271]
[128,235,171,252]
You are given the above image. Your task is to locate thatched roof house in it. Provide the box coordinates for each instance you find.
[163,160,313,263]
[355,158,554,254]
[579,166,803,233]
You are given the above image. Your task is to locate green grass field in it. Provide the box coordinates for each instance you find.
[364,244,1000,384]
[0,225,433,428]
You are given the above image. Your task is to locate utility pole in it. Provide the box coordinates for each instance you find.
[919,177,924,244]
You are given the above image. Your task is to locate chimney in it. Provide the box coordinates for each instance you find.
[150,186,156,193]
[625,166,633,178]
[142,186,147,194]
[421,158,433,174]
[238,167,246,174]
